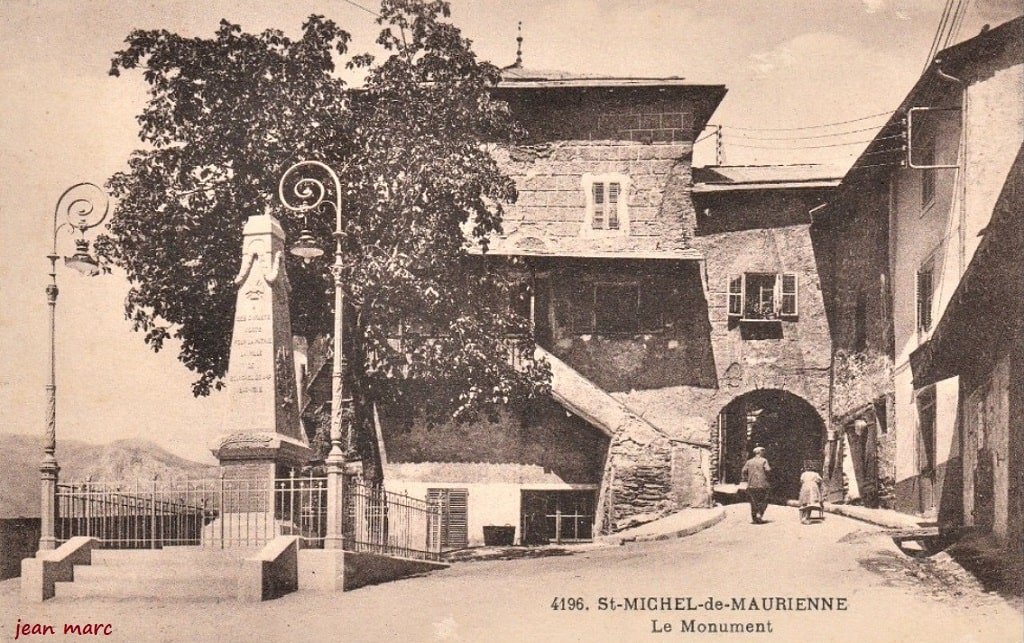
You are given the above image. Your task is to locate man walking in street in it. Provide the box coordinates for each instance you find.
[741,446,771,524]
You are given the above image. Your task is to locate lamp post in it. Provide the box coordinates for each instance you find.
[40,183,109,551]
[278,161,349,549]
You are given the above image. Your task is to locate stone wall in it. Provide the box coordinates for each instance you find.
[1,518,40,580]
[499,88,704,144]
[690,200,833,421]
[598,411,712,531]
[490,142,696,256]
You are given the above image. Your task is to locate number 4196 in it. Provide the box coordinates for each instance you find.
[551,597,586,610]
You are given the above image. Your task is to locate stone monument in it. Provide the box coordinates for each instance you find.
[213,212,313,477]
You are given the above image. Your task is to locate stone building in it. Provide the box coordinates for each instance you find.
[825,17,1023,528]
[813,145,897,508]
[302,67,840,546]
[688,166,838,501]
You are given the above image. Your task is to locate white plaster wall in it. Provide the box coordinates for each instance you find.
[963,62,1024,265]
[386,478,599,547]
[386,481,519,546]
[890,59,1024,506]
[893,367,919,495]
[935,377,959,472]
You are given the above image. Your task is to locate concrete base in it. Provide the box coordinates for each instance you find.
[213,432,313,471]
[298,549,448,592]
[239,536,299,602]
[20,537,99,602]
[297,549,347,591]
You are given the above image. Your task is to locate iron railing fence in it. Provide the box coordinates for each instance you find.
[344,480,443,561]
[56,474,327,549]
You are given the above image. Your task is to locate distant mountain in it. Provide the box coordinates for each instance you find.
[0,433,216,518]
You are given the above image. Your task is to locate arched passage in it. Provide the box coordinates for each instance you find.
[715,389,826,500]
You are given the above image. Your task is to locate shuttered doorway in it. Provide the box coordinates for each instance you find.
[427,488,468,550]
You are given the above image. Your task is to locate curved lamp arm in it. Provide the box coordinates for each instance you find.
[51,182,109,254]
[278,160,342,231]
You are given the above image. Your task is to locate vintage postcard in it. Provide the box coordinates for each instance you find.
[1,1,1021,641]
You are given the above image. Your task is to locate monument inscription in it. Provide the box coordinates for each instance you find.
[212,213,312,470]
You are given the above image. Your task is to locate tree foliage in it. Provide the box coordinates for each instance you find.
[98,1,550,453]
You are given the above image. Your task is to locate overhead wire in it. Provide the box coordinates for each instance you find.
[846,160,906,172]
[339,0,382,18]
[693,130,717,145]
[946,0,973,49]
[712,110,893,132]
[716,122,895,141]
[721,133,903,151]
[924,0,957,70]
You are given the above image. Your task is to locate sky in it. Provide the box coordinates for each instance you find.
[1,0,1021,463]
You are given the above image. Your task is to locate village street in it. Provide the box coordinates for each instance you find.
[3,504,1021,643]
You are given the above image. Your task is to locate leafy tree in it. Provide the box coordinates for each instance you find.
[98,0,550,470]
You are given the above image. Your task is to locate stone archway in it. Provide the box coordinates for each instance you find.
[715,389,826,500]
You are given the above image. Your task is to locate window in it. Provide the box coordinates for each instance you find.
[726,273,799,320]
[521,490,596,545]
[780,274,798,316]
[562,280,595,335]
[594,283,639,334]
[639,281,670,332]
[916,263,933,332]
[509,280,532,324]
[591,182,621,229]
[921,137,936,208]
[728,276,743,316]
[558,278,673,336]
[583,174,629,234]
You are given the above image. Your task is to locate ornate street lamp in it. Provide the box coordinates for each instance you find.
[40,183,109,551]
[278,161,349,549]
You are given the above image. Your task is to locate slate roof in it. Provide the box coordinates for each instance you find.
[500,66,700,88]
[692,164,844,192]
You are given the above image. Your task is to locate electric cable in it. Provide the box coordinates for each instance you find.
[716,110,893,132]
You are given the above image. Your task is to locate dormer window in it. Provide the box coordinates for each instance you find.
[583,173,629,235]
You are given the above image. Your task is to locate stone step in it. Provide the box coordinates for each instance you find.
[55,576,241,601]
[73,564,242,583]
[90,548,255,565]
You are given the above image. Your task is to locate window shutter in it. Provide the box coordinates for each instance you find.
[607,182,620,229]
[772,274,782,315]
[781,273,799,316]
[916,268,933,331]
[728,275,743,316]
[592,182,605,229]
[428,488,469,550]
[446,489,469,549]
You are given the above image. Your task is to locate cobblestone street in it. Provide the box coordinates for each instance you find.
[3,504,1020,642]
